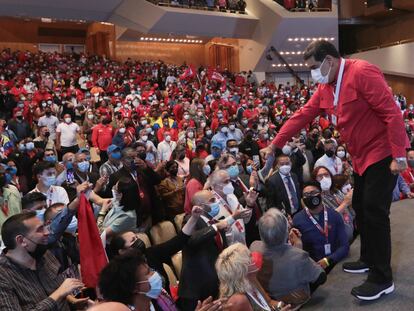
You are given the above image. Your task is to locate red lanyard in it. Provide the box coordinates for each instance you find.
[213,191,233,215]
[305,207,328,242]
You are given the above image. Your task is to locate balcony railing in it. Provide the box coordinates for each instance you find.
[145,0,247,14]
[274,0,332,12]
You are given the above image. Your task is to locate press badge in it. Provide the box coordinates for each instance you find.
[324,243,331,256]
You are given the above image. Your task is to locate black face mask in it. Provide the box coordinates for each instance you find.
[45,111,51,116]
[44,132,50,138]
[138,152,146,160]
[25,237,48,259]
[130,238,146,254]
[169,168,178,176]
[325,150,335,158]
[303,194,322,210]
[178,153,185,160]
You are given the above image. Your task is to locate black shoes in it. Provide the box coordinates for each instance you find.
[351,280,394,301]
[342,260,369,274]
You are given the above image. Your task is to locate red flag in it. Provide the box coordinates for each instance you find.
[78,194,108,288]
[208,68,225,83]
[180,65,196,80]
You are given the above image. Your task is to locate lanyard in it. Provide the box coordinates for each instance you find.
[333,58,346,108]
[332,58,346,126]
[305,207,328,242]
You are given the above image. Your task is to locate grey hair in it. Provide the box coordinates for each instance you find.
[121,147,135,158]
[258,208,288,247]
[217,154,236,170]
[209,169,228,187]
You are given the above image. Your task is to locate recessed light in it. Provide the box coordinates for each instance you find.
[288,38,293,41]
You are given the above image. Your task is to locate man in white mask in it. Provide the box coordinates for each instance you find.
[268,40,409,301]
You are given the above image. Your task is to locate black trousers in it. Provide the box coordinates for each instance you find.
[353,156,397,284]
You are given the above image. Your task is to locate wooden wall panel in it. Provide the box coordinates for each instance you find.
[0,42,38,52]
[385,74,414,104]
[116,41,206,66]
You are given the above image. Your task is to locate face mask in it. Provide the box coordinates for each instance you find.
[87,114,94,120]
[408,159,414,168]
[146,127,152,134]
[187,132,194,138]
[342,184,352,194]
[45,155,56,163]
[212,150,221,158]
[42,175,56,187]
[279,164,291,176]
[25,142,35,150]
[282,145,292,156]
[203,165,211,176]
[165,135,171,142]
[130,238,146,253]
[221,127,228,134]
[303,194,322,210]
[207,202,220,218]
[111,151,121,160]
[25,236,48,260]
[138,152,147,160]
[246,165,253,175]
[201,122,206,128]
[77,161,90,173]
[206,130,212,136]
[141,120,148,126]
[184,115,190,120]
[8,167,18,176]
[229,147,239,155]
[337,150,346,159]
[242,120,248,126]
[325,150,335,158]
[222,182,234,195]
[36,209,45,221]
[138,272,163,299]
[320,176,332,191]
[64,117,71,123]
[217,113,223,119]
[19,144,26,152]
[227,165,239,179]
[141,135,148,142]
[119,128,126,134]
[229,124,236,131]
[311,58,331,84]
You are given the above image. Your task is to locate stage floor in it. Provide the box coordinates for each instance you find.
[303,199,414,311]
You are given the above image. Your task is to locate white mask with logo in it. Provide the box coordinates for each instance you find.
[311,57,331,84]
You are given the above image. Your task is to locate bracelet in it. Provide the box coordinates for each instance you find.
[98,212,107,217]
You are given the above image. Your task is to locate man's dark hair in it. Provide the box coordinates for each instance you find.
[99,249,147,305]
[44,203,65,222]
[107,232,146,260]
[226,139,237,147]
[1,211,37,249]
[33,161,55,177]
[303,181,323,192]
[22,192,47,210]
[276,154,290,164]
[303,40,340,62]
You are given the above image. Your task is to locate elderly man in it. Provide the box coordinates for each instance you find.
[252,208,326,307]
[157,131,177,162]
[178,190,230,311]
[209,170,255,245]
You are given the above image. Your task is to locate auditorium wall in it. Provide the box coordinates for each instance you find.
[385,74,414,104]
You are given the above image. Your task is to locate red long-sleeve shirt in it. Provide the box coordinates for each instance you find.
[92,124,114,151]
[272,59,410,175]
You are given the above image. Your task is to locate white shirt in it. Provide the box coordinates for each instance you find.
[157,140,177,162]
[314,154,343,176]
[38,115,60,140]
[29,185,69,207]
[56,122,80,147]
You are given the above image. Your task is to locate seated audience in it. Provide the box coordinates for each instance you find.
[314,139,343,176]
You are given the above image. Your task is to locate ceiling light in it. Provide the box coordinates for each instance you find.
[324,37,329,40]
[306,38,311,41]
[285,52,290,55]
[288,38,293,41]
[280,52,284,55]
[388,7,393,11]
[140,37,144,40]
[167,38,171,41]
[272,64,276,67]
[294,38,299,41]
[299,63,303,66]
[300,38,305,41]
[330,37,335,41]
[277,64,282,67]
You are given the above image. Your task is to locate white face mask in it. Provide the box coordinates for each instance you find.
[311,58,331,84]
[222,182,234,195]
[282,145,292,156]
[64,117,71,123]
[187,132,194,138]
[141,135,148,142]
[342,184,352,194]
[279,164,291,176]
[119,127,126,134]
[320,176,332,191]
[337,150,346,159]
[165,135,171,142]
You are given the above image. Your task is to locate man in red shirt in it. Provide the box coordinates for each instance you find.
[269,41,409,301]
[91,117,114,164]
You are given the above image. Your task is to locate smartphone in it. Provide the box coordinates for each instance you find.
[75,287,97,300]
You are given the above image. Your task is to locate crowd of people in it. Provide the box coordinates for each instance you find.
[149,0,247,13]
[0,48,413,310]
[275,0,331,11]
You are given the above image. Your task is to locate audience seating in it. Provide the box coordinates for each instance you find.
[174,213,185,231]
[171,251,183,277]
[137,232,152,248]
[149,221,177,245]
[162,263,178,286]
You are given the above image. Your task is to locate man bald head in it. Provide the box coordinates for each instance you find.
[88,302,130,311]
[191,190,214,207]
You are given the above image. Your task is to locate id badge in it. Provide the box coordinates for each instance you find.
[324,243,331,256]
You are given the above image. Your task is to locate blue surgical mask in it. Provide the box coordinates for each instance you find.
[25,142,35,150]
[77,161,90,173]
[203,165,211,176]
[45,155,56,163]
[111,152,121,160]
[8,167,17,176]
[36,209,45,221]
[138,271,163,299]
[5,173,12,184]
[42,175,56,188]
[246,165,253,175]
[212,150,221,158]
[207,202,220,218]
[227,165,239,179]
[66,162,74,170]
